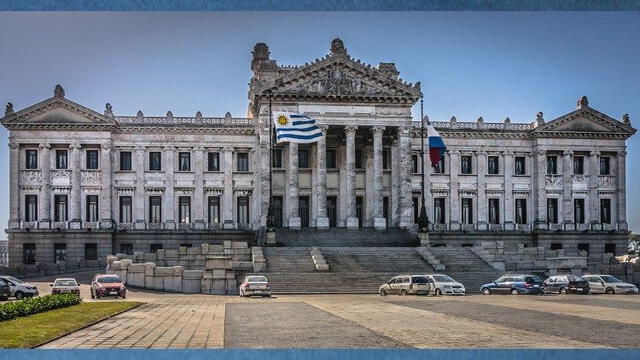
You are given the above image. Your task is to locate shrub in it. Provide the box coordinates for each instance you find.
[0,293,82,322]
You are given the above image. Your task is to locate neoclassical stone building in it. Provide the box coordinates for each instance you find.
[1,39,636,266]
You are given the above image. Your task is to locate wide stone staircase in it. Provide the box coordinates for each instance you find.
[263,247,317,273]
[428,247,503,293]
[322,247,435,273]
[274,228,419,247]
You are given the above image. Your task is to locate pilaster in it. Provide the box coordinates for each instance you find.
[448,149,460,230]
[617,151,627,230]
[8,142,20,229]
[397,126,413,229]
[534,149,547,230]
[134,146,146,229]
[38,143,52,228]
[316,125,329,229]
[69,143,82,229]
[223,146,234,229]
[476,150,487,230]
[345,125,359,229]
[562,150,574,227]
[503,150,514,229]
[372,126,386,230]
[163,146,176,229]
[589,150,600,226]
[100,142,113,228]
[193,146,205,229]
[288,142,301,229]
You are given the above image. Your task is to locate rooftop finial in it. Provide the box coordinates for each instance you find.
[330,37,347,56]
[5,102,14,115]
[195,111,202,120]
[54,84,65,98]
[252,42,269,61]
[536,111,544,124]
[104,103,113,118]
[623,113,631,126]
[577,95,589,108]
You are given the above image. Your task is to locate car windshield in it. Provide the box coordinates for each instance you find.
[601,275,622,283]
[525,276,542,283]
[54,280,77,287]
[6,276,24,284]
[411,276,428,283]
[246,276,267,283]
[433,275,455,283]
[567,276,583,282]
[97,276,121,283]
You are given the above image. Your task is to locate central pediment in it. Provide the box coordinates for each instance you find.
[533,104,635,139]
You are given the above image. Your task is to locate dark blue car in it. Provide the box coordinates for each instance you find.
[480,274,544,295]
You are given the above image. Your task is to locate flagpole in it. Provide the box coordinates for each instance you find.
[418,95,429,233]
[266,93,275,231]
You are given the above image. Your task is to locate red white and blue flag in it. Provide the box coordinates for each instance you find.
[427,124,446,167]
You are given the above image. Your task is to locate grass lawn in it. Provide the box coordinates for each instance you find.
[0,301,141,348]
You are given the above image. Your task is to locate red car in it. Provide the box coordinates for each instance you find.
[91,274,127,299]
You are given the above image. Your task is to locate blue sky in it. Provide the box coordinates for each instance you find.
[0,11,639,237]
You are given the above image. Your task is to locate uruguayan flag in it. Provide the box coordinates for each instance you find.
[273,113,323,144]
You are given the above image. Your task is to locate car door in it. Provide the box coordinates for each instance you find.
[399,277,411,294]
[499,277,515,294]
[544,276,556,293]
[589,276,605,293]
[387,277,399,294]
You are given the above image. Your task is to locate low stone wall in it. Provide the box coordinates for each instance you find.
[310,247,329,271]
[0,259,105,277]
[477,241,588,275]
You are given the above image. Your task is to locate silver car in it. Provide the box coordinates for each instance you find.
[239,275,272,297]
[582,274,639,294]
[0,276,39,299]
[379,275,430,296]
[424,274,466,296]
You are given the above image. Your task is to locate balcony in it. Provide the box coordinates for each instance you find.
[19,170,42,186]
[544,175,563,190]
[50,170,71,186]
[597,175,616,190]
[81,170,102,186]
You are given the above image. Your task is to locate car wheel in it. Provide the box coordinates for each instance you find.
[400,289,408,296]
[605,287,615,295]
[511,289,519,295]
[559,287,567,295]
[379,289,387,296]
[482,288,491,295]
[435,288,442,296]
[15,291,24,300]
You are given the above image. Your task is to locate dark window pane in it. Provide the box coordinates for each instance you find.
[56,150,68,169]
[600,199,611,224]
[179,196,191,223]
[574,199,585,224]
[119,196,132,223]
[298,149,309,168]
[515,157,526,175]
[237,196,250,224]
[149,152,162,171]
[489,198,500,224]
[600,157,610,175]
[412,154,419,173]
[84,243,97,261]
[54,243,66,263]
[25,149,38,169]
[547,156,557,175]
[434,198,446,224]
[54,195,68,222]
[208,152,220,171]
[461,156,472,174]
[515,199,527,224]
[23,243,36,264]
[573,156,584,175]
[272,148,283,168]
[120,151,132,171]
[355,150,364,169]
[547,198,558,224]
[120,244,133,255]
[86,150,99,169]
[150,244,163,253]
[327,149,337,169]
[25,195,38,222]
[433,156,445,174]
[208,196,220,223]
[461,198,473,224]
[179,152,191,171]
[488,156,499,175]
[382,149,390,170]
[86,195,99,222]
[149,196,162,223]
[237,153,249,171]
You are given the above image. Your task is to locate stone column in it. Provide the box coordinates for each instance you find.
[397,126,413,229]
[617,151,627,230]
[476,150,487,230]
[163,146,175,229]
[134,146,146,229]
[8,142,20,229]
[222,146,234,229]
[448,150,460,230]
[316,125,329,229]
[287,142,301,229]
[562,150,574,228]
[503,150,514,229]
[534,149,547,230]
[38,143,52,229]
[193,146,205,229]
[371,126,386,230]
[69,143,82,229]
[100,142,113,228]
[345,125,359,229]
[588,150,600,227]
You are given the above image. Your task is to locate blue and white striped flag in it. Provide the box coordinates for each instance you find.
[273,113,323,144]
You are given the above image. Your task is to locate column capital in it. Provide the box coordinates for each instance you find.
[536,149,546,156]
[134,145,146,152]
[8,142,19,150]
[318,124,329,133]
[370,126,386,135]
[618,150,627,158]
[589,150,600,157]
[193,146,206,152]
[38,143,51,150]
[448,149,460,155]
[397,126,411,137]
[223,146,234,153]
[101,143,112,151]
[563,150,574,156]
[163,145,175,152]
[345,125,358,136]
[69,143,81,150]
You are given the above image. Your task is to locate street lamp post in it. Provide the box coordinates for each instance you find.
[418,95,430,235]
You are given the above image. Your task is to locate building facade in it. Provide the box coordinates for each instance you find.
[1,39,636,266]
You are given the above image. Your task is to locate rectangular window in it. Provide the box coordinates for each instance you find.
[515,199,527,224]
[119,196,132,223]
[573,156,584,175]
[461,198,473,224]
[514,156,526,175]
[54,195,68,222]
[604,243,616,254]
[120,244,133,255]
[382,149,390,170]
[412,197,419,223]
[86,195,99,222]
[149,196,162,223]
[487,156,499,175]
[25,195,38,222]
[547,198,558,224]
[433,156,445,174]
[54,243,66,263]
[208,152,220,171]
[411,154,419,173]
[23,243,36,265]
[550,243,563,250]
[208,196,221,224]
[237,196,250,224]
[178,152,191,171]
[578,243,590,255]
[150,244,163,253]
[600,198,611,224]
[120,151,132,171]
[298,149,309,168]
[149,152,162,171]
[599,156,610,175]
[461,155,472,174]
[574,198,585,224]
[84,243,97,261]
[434,198,446,224]
[25,149,38,169]
[86,150,99,169]
[547,156,558,175]
[179,196,191,223]
[237,152,249,171]
[355,150,364,169]
[55,150,68,169]
[326,149,337,169]
[489,198,500,224]
[272,148,283,168]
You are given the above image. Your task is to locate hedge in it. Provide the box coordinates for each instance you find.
[0,294,82,322]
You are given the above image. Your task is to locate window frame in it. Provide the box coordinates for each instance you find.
[460,155,473,175]
[25,149,38,169]
[487,156,499,175]
[514,156,526,175]
[237,152,250,172]
[149,151,162,171]
[298,148,310,169]
[119,151,132,171]
[149,196,162,223]
[85,195,99,222]
[85,149,99,170]
[55,149,68,169]
[178,152,191,172]
[207,152,220,172]
[25,194,38,222]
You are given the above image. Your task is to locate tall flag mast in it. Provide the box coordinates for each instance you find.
[418,95,429,233]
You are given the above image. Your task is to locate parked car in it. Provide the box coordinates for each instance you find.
[50,278,80,296]
[379,275,430,296]
[91,274,127,299]
[239,275,271,297]
[0,275,39,299]
[581,274,639,294]
[543,275,590,294]
[0,278,11,301]
[480,274,544,295]
[423,274,465,296]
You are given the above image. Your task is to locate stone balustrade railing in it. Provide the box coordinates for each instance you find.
[415,121,533,131]
[115,116,254,127]
[310,247,329,271]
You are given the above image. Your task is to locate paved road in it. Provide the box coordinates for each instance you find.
[8,272,639,349]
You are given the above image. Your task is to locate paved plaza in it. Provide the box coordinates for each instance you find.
[16,272,639,349]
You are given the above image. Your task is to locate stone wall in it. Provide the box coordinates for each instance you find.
[0,259,105,277]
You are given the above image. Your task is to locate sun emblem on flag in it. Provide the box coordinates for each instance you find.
[277,114,289,126]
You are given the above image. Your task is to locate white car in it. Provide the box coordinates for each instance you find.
[0,276,39,299]
[50,278,81,296]
[423,274,466,296]
[239,275,271,297]
[581,275,639,294]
